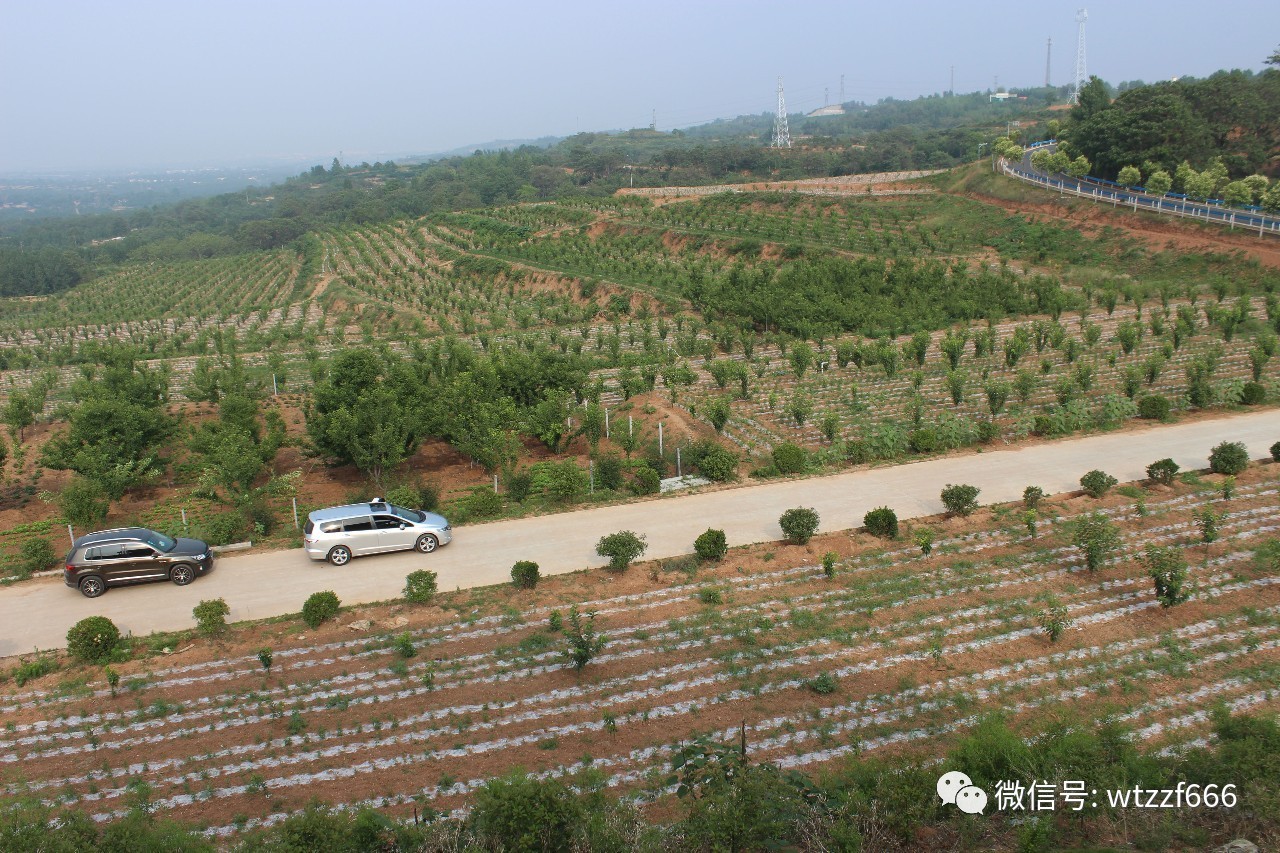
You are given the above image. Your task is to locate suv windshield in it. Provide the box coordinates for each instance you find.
[389,504,426,523]
[143,531,178,552]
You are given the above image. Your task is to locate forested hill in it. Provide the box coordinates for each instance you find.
[1063,69,1280,181]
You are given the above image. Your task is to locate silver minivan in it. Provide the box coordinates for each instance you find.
[303,499,452,566]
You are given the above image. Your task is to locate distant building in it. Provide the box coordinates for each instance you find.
[806,105,846,117]
[989,92,1028,102]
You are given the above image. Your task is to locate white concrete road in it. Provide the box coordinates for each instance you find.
[3,409,1278,658]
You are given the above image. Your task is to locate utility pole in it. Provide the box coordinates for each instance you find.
[1045,37,1052,88]
[771,77,792,149]
[1069,9,1088,104]
[840,73,845,104]
[949,65,955,96]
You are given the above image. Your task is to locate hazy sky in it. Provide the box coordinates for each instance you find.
[2,0,1277,173]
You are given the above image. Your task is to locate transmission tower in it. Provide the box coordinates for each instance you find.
[1069,9,1087,104]
[771,77,791,149]
[1045,38,1052,88]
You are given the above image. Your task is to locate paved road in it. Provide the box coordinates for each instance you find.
[3,409,1278,657]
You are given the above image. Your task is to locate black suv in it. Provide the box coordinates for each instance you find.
[64,528,214,598]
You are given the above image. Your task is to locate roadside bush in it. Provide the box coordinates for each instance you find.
[199,511,249,546]
[192,598,230,636]
[594,455,625,491]
[694,528,728,562]
[976,419,1000,443]
[66,616,121,665]
[510,560,540,589]
[863,506,899,539]
[1080,469,1118,498]
[301,590,341,629]
[57,476,110,529]
[506,470,533,503]
[1241,382,1267,405]
[771,442,807,475]
[463,486,504,518]
[1137,394,1171,420]
[1022,486,1044,509]
[631,467,660,495]
[1147,458,1180,486]
[1209,441,1250,475]
[779,507,820,544]
[404,570,438,603]
[385,480,439,511]
[940,483,980,516]
[1272,441,1280,462]
[18,538,57,576]
[697,446,739,482]
[596,530,647,571]
[908,428,939,454]
[242,500,276,537]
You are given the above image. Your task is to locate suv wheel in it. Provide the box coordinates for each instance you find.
[415,534,438,554]
[170,564,195,586]
[79,577,106,598]
[328,545,352,566]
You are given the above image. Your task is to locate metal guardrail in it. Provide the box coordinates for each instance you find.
[1001,158,1280,240]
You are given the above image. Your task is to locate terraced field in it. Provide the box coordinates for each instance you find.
[3,465,1277,838]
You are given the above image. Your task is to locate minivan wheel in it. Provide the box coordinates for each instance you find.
[328,545,352,566]
[415,534,438,554]
[171,564,195,586]
[79,577,105,598]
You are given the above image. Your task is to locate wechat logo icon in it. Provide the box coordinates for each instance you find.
[937,770,988,815]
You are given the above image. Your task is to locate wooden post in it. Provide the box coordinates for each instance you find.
[292,498,299,529]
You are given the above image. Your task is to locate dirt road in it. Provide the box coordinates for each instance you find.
[3,408,1277,657]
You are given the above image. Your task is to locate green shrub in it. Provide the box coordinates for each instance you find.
[1137,394,1172,420]
[1271,441,1280,462]
[697,587,723,605]
[66,616,121,665]
[697,447,739,482]
[18,538,57,576]
[807,672,838,694]
[10,654,59,686]
[821,551,838,578]
[199,511,249,546]
[631,467,660,495]
[463,486,503,518]
[1209,441,1250,475]
[404,570,438,603]
[394,632,417,658]
[863,506,899,539]
[1143,545,1190,607]
[301,591,341,629]
[596,530,647,571]
[1080,469,1118,498]
[562,605,605,671]
[506,470,533,503]
[1147,458,1180,486]
[510,560,540,589]
[192,598,230,636]
[779,507,820,544]
[693,528,728,562]
[257,647,273,671]
[771,442,806,475]
[594,455,625,491]
[1241,382,1267,405]
[1022,486,1044,509]
[940,483,980,516]
[57,476,110,529]
[908,428,939,454]
[470,772,585,852]
[1073,512,1121,571]
[385,481,438,511]
[976,419,1000,443]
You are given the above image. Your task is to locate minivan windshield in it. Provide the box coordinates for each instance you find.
[143,531,178,552]
[389,505,426,523]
